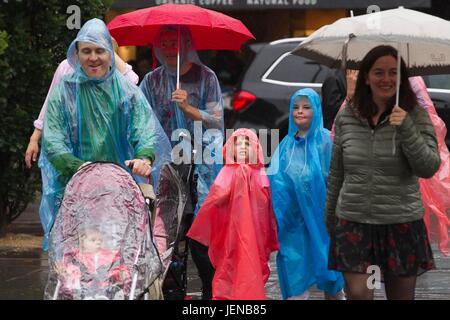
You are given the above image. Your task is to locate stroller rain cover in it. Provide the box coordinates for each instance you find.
[44,163,162,300]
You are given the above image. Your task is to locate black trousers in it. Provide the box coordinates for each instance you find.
[162,213,215,300]
[189,238,215,300]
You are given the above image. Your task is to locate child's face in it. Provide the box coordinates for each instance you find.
[292,97,313,130]
[81,231,103,252]
[234,135,250,163]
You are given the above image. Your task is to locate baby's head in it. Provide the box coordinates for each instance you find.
[79,227,103,253]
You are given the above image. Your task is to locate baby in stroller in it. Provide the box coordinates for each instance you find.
[44,162,162,300]
[53,226,131,300]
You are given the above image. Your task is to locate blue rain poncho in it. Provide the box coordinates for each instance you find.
[269,88,344,299]
[140,26,224,214]
[39,19,171,250]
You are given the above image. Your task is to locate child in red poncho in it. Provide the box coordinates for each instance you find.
[187,128,279,300]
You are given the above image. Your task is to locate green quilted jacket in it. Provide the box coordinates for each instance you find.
[326,104,440,228]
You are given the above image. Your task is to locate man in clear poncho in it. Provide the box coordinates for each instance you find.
[140,26,224,212]
[39,18,171,250]
[269,88,344,300]
[139,26,223,299]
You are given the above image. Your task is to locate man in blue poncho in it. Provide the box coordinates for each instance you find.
[269,88,345,300]
[140,26,224,300]
[39,18,171,251]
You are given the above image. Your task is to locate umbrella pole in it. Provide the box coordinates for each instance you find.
[177,26,180,90]
[392,43,402,156]
[396,43,401,106]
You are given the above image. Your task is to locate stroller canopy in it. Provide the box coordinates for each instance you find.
[44,162,161,300]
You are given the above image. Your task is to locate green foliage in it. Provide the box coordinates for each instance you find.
[0,0,113,236]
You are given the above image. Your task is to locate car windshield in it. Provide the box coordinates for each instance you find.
[264,53,332,84]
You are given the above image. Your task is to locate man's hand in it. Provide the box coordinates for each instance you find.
[171,89,189,110]
[389,105,407,126]
[78,162,92,170]
[125,159,152,177]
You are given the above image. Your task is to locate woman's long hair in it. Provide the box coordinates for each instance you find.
[351,45,418,118]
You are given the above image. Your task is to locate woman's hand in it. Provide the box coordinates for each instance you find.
[25,129,42,168]
[125,159,152,177]
[25,140,40,168]
[389,105,407,126]
[345,69,358,100]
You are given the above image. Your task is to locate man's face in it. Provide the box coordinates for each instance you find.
[76,41,111,78]
[160,30,178,67]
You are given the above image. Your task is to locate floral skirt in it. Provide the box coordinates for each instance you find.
[328,218,434,276]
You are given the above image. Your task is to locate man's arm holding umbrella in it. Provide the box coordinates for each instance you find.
[172,69,223,130]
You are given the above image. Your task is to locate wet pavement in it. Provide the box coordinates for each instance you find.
[1,200,450,300]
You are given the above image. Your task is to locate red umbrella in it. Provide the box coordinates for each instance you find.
[107,4,255,50]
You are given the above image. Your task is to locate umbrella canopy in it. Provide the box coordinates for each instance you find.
[107,4,255,50]
[292,7,450,76]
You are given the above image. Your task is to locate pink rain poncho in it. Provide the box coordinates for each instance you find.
[410,77,450,256]
[187,129,279,300]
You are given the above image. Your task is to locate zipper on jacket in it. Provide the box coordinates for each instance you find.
[368,124,375,217]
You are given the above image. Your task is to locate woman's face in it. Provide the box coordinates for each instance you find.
[77,41,111,78]
[365,55,398,104]
[160,30,178,67]
[292,97,313,130]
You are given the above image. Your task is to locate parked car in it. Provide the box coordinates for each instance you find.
[226,38,450,149]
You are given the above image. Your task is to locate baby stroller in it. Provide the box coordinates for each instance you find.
[153,145,198,300]
[44,162,162,300]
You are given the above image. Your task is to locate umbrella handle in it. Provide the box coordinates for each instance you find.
[177,26,180,90]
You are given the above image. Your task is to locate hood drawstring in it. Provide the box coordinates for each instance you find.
[300,136,308,177]
[284,134,299,173]
[284,135,308,177]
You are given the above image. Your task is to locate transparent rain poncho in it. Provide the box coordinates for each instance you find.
[269,88,344,299]
[139,26,224,214]
[44,163,162,300]
[39,19,171,250]
[152,158,199,283]
[187,129,279,300]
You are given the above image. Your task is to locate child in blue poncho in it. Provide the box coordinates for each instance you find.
[268,88,345,300]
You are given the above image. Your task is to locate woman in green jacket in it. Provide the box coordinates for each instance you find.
[326,45,440,300]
